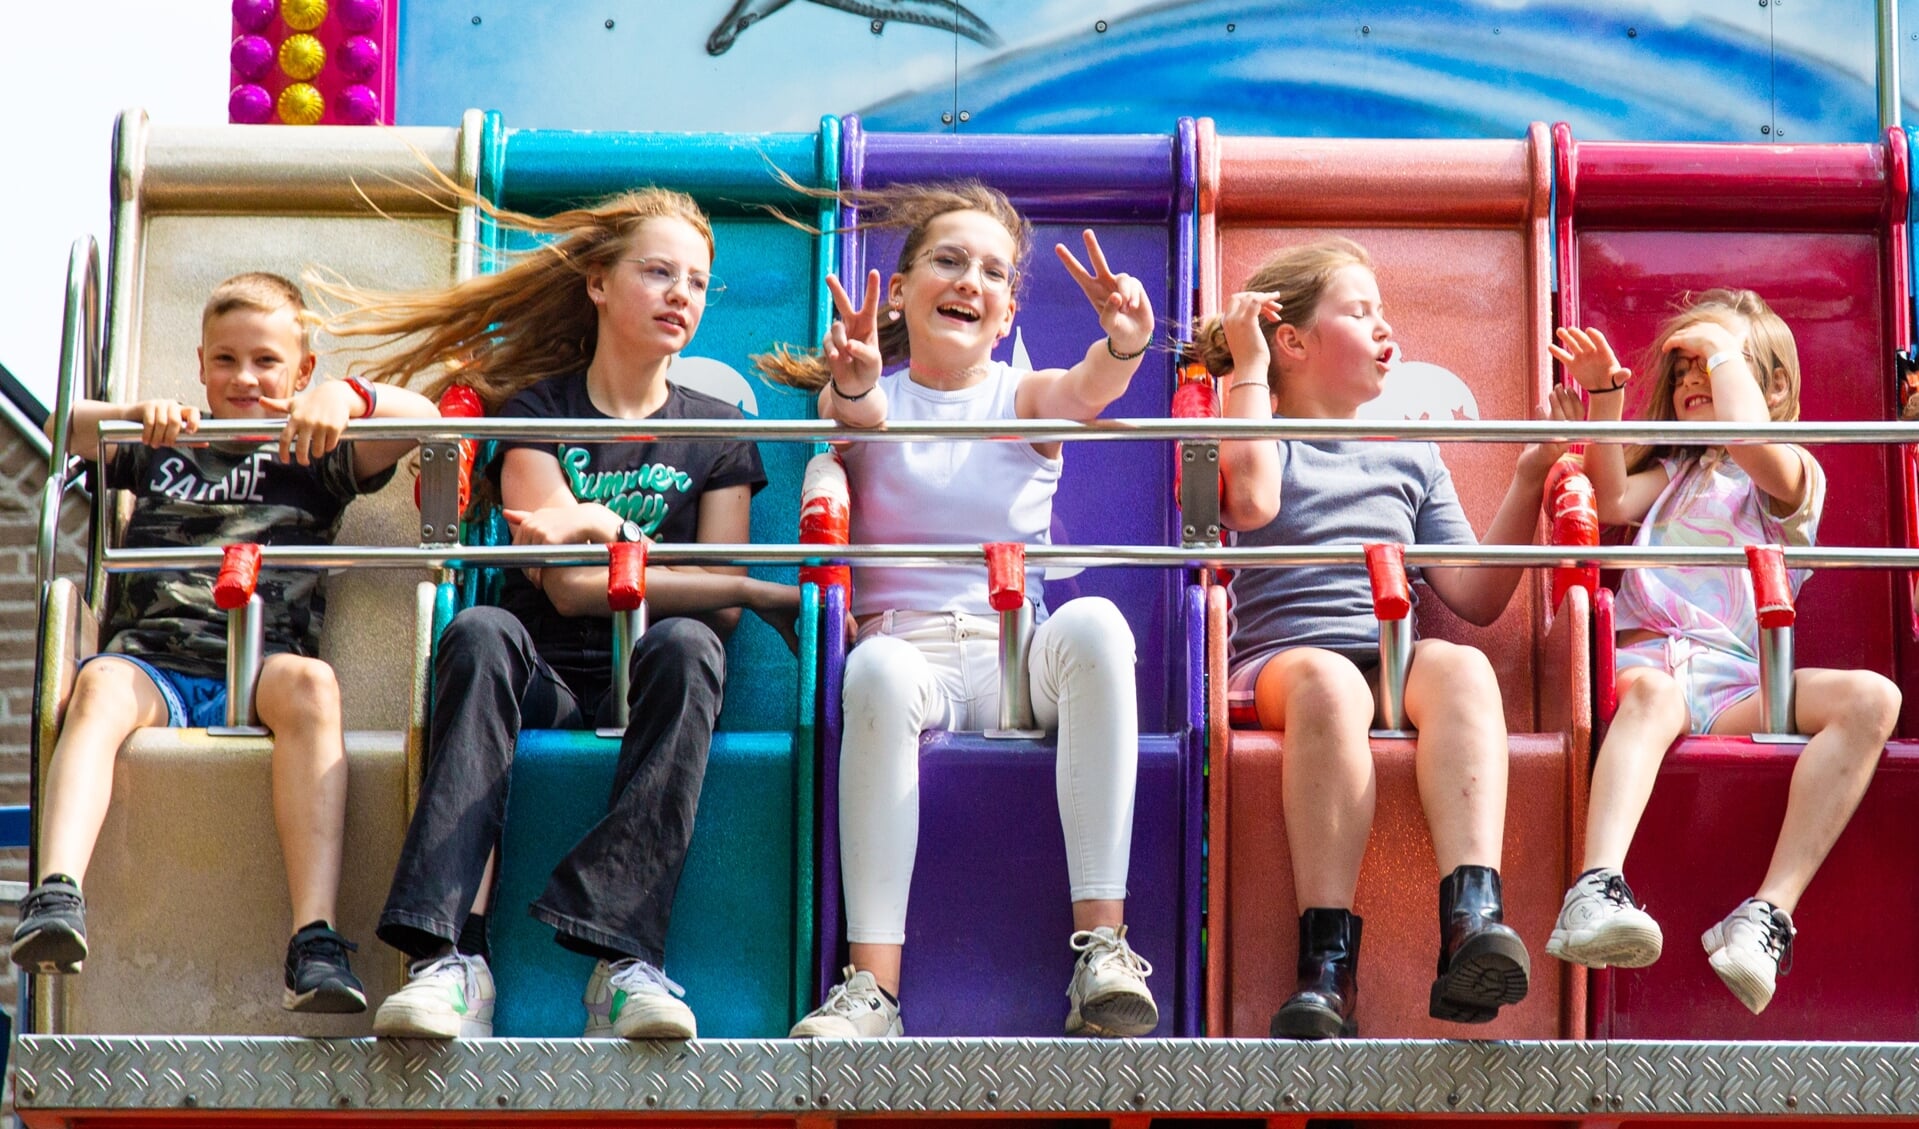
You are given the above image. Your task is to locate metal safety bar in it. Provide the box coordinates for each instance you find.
[91,416,1919,447]
[98,542,1919,573]
[1747,544,1800,739]
[983,542,1043,738]
[36,237,101,593]
[210,544,266,730]
[1365,544,1415,733]
[602,541,648,735]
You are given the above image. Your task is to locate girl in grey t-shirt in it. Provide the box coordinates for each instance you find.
[1200,237,1562,1039]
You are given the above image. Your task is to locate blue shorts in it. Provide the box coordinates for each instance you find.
[82,654,228,728]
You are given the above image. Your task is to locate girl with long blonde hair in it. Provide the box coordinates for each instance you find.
[326,187,799,1041]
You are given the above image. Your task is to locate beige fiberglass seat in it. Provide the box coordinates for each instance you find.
[31,109,483,1035]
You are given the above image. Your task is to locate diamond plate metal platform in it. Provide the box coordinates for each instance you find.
[18,1036,1919,1118]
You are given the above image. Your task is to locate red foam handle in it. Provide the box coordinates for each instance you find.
[798,453,852,593]
[607,540,648,612]
[213,543,262,610]
[1746,544,1795,629]
[1171,365,1219,419]
[1364,542,1411,621]
[1545,454,1600,609]
[985,542,1026,612]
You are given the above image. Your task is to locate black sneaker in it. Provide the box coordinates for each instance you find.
[12,878,88,975]
[284,922,367,1014]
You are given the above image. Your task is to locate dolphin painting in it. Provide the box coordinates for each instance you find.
[707,0,1001,55]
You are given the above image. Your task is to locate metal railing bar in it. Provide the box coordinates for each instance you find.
[102,542,1919,572]
[91,416,1919,447]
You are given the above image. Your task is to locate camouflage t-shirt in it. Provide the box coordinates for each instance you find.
[101,442,396,680]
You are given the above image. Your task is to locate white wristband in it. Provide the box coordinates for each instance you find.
[1704,349,1742,374]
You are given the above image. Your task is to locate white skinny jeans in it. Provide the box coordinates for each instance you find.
[839,596,1140,944]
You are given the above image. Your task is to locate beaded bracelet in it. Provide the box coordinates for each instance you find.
[1105,336,1149,361]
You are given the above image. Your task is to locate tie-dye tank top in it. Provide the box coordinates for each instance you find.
[1613,447,1826,661]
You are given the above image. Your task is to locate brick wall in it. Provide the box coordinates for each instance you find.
[0,421,92,1014]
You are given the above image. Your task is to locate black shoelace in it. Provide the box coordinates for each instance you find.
[1601,872,1641,910]
[25,885,82,915]
[1764,910,1795,976]
[297,930,358,963]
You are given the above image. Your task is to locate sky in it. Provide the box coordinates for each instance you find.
[0,4,228,410]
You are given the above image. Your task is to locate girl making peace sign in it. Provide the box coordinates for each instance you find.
[758,182,1158,1039]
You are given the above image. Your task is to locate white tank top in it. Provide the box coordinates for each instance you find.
[844,362,1063,618]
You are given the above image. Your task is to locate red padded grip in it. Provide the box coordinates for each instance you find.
[1545,454,1600,609]
[1364,542,1411,621]
[213,543,262,610]
[1746,543,1795,628]
[985,542,1026,612]
[607,540,648,612]
[1171,364,1219,419]
[798,453,852,593]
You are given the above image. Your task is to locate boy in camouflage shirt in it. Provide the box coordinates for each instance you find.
[13,272,439,1015]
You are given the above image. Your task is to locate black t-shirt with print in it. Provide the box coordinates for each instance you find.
[102,441,394,680]
[492,372,767,693]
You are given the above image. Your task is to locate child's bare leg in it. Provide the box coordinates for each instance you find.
[1253,649,1377,908]
[1072,899,1124,931]
[256,654,347,929]
[1402,640,1506,873]
[1710,667,1899,913]
[847,942,902,995]
[38,658,171,884]
[1581,667,1689,871]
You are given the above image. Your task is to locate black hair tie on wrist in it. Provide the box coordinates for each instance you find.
[831,379,873,402]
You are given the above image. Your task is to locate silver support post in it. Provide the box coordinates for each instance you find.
[1179,441,1221,548]
[1879,0,1902,133]
[221,595,265,731]
[986,602,1043,739]
[600,605,647,736]
[1756,625,1799,739]
[1373,616,1414,736]
[416,441,465,545]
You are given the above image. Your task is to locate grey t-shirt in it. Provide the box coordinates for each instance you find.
[1228,438,1477,670]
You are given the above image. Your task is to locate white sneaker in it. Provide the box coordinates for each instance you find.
[1545,868,1664,969]
[1702,898,1796,1015]
[583,958,697,1039]
[373,952,495,1038]
[789,966,902,1038]
[1066,925,1159,1037]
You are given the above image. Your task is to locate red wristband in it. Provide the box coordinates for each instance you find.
[344,375,379,418]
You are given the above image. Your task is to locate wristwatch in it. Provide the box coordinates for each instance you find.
[617,519,646,544]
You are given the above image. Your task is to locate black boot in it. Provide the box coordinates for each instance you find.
[1271,908,1362,1039]
[1429,865,1530,1023]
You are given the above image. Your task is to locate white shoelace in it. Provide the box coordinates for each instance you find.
[1070,928,1154,977]
[815,965,883,1017]
[607,958,686,998]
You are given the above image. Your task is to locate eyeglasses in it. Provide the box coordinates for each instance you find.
[623,258,723,303]
[915,245,1018,292]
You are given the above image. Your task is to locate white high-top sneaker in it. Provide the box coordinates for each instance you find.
[1702,898,1796,1014]
[1545,868,1664,969]
[1066,925,1159,1037]
[789,966,902,1038]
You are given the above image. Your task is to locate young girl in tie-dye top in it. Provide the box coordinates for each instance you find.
[1543,290,1898,1016]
